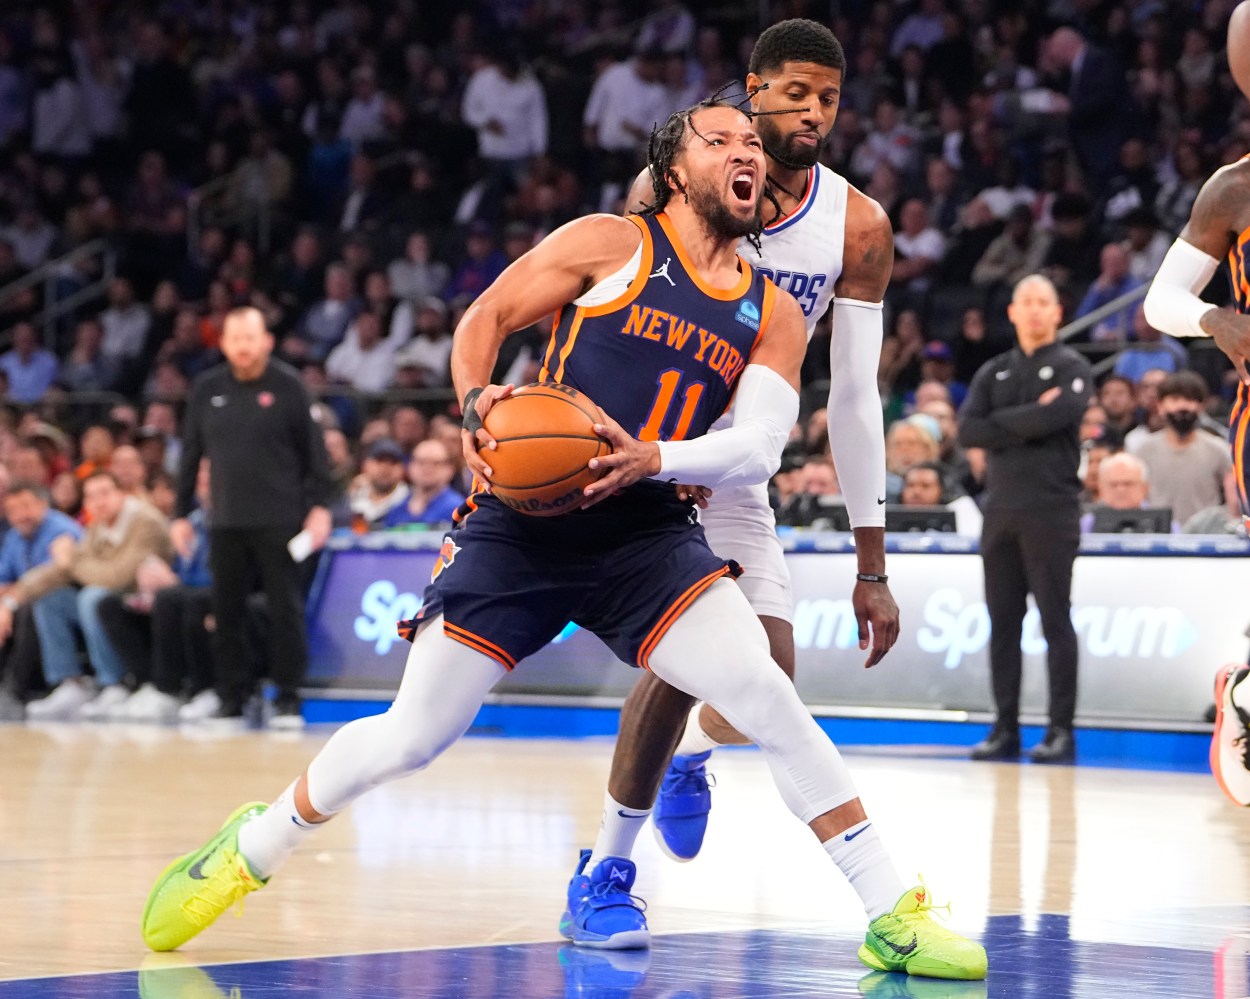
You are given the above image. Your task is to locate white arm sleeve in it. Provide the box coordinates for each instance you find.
[653,364,798,490]
[828,297,887,529]
[1142,238,1220,338]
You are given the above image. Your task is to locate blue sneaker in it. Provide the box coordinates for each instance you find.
[653,751,713,862]
[559,850,650,950]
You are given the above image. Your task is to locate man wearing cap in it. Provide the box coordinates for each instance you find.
[916,340,967,408]
[348,439,410,530]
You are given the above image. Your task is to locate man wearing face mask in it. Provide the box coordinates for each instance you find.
[1132,371,1230,525]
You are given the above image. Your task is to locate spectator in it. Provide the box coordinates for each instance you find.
[146,468,176,518]
[1098,375,1138,438]
[582,50,667,204]
[335,153,387,234]
[461,47,548,185]
[99,276,152,367]
[95,461,215,722]
[19,471,171,721]
[891,0,946,56]
[383,439,466,528]
[75,425,115,480]
[339,66,387,148]
[446,222,508,302]
[1134,371,1231,525]
[348,439,411,529]
[796,455,841,497]
[892,199,945,297]
[1,203,58,270]
[1111,306,1187,382]
[11,445,50,487]
[387,232,450,304]
[900,462,983,537]
[0,482,83,720]
[971,204,1051,292]
[1080,451,1177,533]
[1184,468,1245,535]
[1075,244,1144,342]
[60,317,119,392]
[1043,27,1128,186]
[109,444,149,499]
[852,97,920,179]
[291,263,361,362]
[0,321,58,404]
[1102,138,1160,225]
[1155,141,1206,236]
[1121,207,1170,282]
[268,228,325,320]
[1124,367,1171,451]
[915,342,968,408]
[885,415,941,501]
[143,400,183,474]
[1041,194,1101,298]
[325,310,410,394]
[388,406,428,456]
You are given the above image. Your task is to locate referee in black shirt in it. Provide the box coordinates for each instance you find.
[958,275,1091,764]
[174,307,334,725]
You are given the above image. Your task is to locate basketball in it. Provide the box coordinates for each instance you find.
[1231,1,1250,100]
[480,382,610,517]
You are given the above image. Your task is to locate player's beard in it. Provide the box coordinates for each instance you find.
[685,174,762,241]
[755,112,822,170]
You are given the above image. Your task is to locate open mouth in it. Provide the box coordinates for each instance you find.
[731,172,755,203]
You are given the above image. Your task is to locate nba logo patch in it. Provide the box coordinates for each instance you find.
[734,299,760,331]
[257,391,275,408]
[431,536,461,581]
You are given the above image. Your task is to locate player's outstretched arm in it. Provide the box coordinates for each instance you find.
[453,215,643,483]
[831,188,899,669]
[1145,163,1250,382]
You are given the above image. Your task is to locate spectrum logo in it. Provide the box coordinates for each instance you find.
[353,580,581,656]
[792,589,1197,669]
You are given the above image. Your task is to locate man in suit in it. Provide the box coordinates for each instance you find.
[1044,28,1129,187]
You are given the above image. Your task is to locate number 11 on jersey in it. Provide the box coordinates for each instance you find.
[638,368,706,442]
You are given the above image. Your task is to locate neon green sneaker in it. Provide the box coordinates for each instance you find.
[141,802,268,952]
[858,884,987,981]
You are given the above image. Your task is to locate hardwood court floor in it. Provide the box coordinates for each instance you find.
[2,722,1249,997]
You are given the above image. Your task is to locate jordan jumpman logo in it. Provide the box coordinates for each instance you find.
[650,257,675,286]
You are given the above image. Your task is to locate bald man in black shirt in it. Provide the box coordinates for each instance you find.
[959,275,1091,764]
[174,307,334,726]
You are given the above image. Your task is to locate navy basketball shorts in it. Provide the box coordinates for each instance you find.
[1232,387,1250,519]
[400,494,741,670]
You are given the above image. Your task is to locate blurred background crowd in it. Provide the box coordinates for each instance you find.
[0,0,1244,722]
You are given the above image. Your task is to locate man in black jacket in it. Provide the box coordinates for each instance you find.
[959,274,1091,764]
[174,307,334,726]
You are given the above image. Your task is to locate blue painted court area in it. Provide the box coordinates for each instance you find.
[1,917,1238,999]
[303,700,1214,774]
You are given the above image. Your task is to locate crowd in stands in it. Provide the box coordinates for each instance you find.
[0,1,1245,720]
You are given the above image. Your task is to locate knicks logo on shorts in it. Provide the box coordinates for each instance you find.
[431,537,461,582]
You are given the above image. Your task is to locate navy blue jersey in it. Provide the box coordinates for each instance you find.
[539,212,778,444]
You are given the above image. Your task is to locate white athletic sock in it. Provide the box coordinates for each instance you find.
[823,820,906,922]
[236,778,322,880]
[673,705,722,757]
[1233,672,1250,714]
[587,791,651,869]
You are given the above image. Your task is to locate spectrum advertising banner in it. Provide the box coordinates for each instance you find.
[306,538,1249,726]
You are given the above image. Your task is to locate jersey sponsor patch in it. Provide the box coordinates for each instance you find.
[734,298,761,330]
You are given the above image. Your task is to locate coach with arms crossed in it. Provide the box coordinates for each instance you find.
[959,274,1091,764]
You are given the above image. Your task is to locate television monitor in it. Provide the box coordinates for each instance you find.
[776,494,852,531]
[885,504,956,533]
[1090,506,1173,534]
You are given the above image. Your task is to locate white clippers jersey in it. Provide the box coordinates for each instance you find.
[740,162,850,342]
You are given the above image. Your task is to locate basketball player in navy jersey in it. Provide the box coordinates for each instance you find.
[1144,0,1250,808]
[143,99,985,981]
[580,17,906,891]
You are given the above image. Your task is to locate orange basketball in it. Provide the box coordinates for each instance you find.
[481,383,611,517]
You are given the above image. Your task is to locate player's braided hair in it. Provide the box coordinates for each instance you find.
[748,18,846,76]
[638,88,791,252]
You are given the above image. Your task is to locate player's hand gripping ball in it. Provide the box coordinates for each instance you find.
[480,382,611,516]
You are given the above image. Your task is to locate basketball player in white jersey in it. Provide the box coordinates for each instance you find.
[568,20,922,967]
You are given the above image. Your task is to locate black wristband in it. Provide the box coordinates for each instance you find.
[856,572,889,584]
[462,387,485,435]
